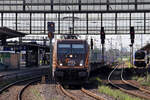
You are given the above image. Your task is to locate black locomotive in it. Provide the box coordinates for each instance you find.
[134,50,146,67]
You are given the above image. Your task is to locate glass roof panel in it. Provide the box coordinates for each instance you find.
[0,0,149,12]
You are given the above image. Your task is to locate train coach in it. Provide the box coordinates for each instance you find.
[52,39,90,84]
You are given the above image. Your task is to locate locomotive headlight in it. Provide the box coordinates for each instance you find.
[80,63,83,66]
[80,60,84,66]
[60,63,63,66]
[69,54,73,58]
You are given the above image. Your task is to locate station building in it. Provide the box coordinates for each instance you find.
[0,27,49,70]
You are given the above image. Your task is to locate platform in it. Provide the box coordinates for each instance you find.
[0,65,49,77]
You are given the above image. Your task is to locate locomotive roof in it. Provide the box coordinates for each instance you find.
[135,50,145,53]
[140,43,150,51]
[57,39,86,43]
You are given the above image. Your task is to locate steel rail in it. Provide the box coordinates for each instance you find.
[0,75,42,94]
[56,83,106,100]
[18,78,41,100]
[121,64,150,95]
[108,63,150,100]
[56,84,78,100]
[81,88,106,100]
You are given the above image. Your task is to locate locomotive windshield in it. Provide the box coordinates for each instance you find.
[57,42,87,67]
[72,44,85,54]
[58,44,71,54]
[135,50,145,59]
[58,43,85,54]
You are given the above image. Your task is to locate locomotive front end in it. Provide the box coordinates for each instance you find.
[54,40,89,84]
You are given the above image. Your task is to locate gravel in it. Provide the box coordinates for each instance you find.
[22,81,116,100]
[0,82,29,100]
[22,82,70,100]
[0,79,116,100]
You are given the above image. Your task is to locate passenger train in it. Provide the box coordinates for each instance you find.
[52,39,90,84]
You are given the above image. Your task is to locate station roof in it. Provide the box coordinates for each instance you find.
[7,42,49,49]
[1,0,150,35]
[0,27,27,40]
[20,43,49,48]
[0,0,150,13]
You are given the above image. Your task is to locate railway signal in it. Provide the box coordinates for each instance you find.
[48,22,55,32]
[47,22,55,39]
[48,32,54,39]
[47,22,55,80]
[100,27,105,44]
[130,27,135,44]
[100,27,105,63]
[91,38,93,50]
[130,27,135,67]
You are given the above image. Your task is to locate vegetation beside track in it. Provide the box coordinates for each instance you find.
[30,88,43,100]
[98,86,143,100]
[132,73,150,87]
[124,61,135,68]
[93,77,143,100]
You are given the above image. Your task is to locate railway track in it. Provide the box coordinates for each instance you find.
[81,88,105,100]
[0,75,42,100]
[108,63,150,100]
[56,83,106,100]
[121,66,150,95]
[18,78,41,100]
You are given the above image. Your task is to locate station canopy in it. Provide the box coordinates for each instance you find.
[0,27,26,40]
[0,0,150,35]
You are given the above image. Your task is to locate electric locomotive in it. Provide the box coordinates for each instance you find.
[53,39,90,84]
[134,50,146,67]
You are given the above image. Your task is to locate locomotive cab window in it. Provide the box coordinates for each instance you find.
[72,44,85,54]
[72,44,84,48]
[58,44,71,54]
[58,44,71,48]
[58,43,85,54]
